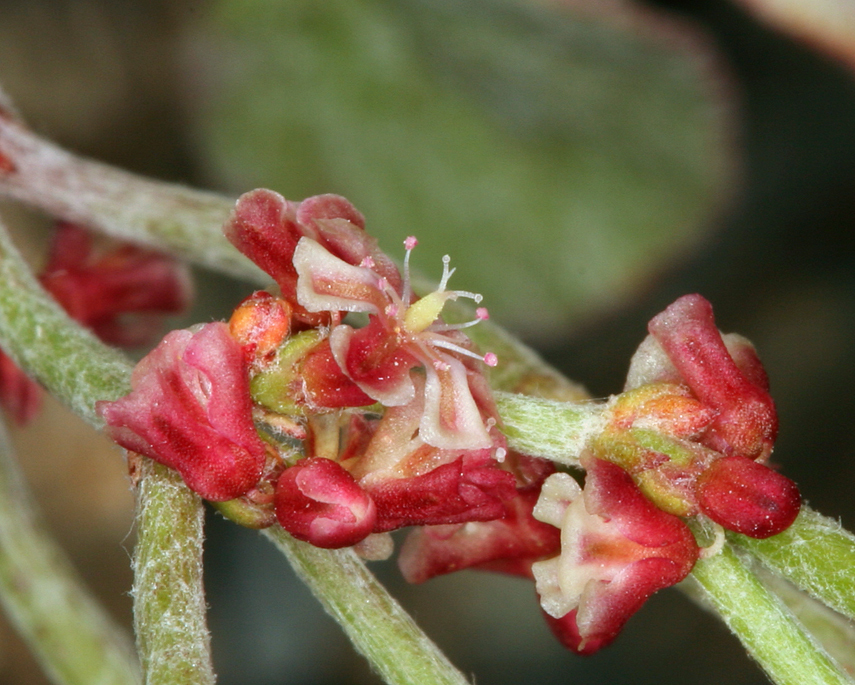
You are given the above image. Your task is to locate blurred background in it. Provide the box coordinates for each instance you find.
[1,0,854,683]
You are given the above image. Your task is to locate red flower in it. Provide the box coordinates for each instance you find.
[531,456,699,655]
[294,236,497,450]
[97,323,268,501]
[40,222,192,347]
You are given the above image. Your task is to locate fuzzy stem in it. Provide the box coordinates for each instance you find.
[687,544,853,685]
[0,214,215,684]
[0,419,140,685]
[0,113,263,283]
[760,570,855,676]
[731,507,855,622]
[494,390,605,464]
[263,527,471,685]
[0,213,131,426]
[132,460,214,685]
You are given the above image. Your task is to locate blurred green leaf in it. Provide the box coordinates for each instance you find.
[193,0,735,340]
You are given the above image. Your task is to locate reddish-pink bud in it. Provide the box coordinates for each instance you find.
[274,457,377,548]
[697,456,801,538]
[398,484,560,583]
[647,294,777,461]
[97,323,267,501]
[40,222,192,347]
[367,453,517,532]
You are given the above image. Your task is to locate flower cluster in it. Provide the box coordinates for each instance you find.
[94,189,801,657]
[98,189,515,550]
[0,221,191,424]
[397,294,800,654]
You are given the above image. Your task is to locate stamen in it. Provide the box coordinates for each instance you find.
[476,307,489,320]
[437,255,455,292]
[494,447,507,463]
[428,306,489,333]
[429,337,499,367]
[360,255,376,269]
[402,236,418,305]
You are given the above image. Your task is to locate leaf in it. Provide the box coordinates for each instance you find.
[192,0,736,340]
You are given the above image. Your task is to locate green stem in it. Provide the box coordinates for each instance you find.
[0,419,140,685]
[731,507,855,622]
[494,390,605,464]
[263,527,471,685]
[0,212,131,425]
[760,571,855,677]
[132,460,214,685]
[687,544,852,685]
[0,114,263,283]
[0,214,215,684]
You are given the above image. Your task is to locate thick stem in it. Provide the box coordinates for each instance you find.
[494,390,605,464]
[263,527,471,685]
[132,460,214,685]
[731,507,855,622]
[0,214,215,684]
[0,211,131,425]
[0,419,140,685]
[686,544,853,685]
[0,113,263,283]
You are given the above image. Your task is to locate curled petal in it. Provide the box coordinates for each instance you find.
[294,238,388,314]
[646,294,777,461]
[329,320,417,407]
[97,323,266,501]
[421,354,493,450]
[366,453,516,532]
[224,189,305,297]
[697,455,801,538]
[274,457,376,548]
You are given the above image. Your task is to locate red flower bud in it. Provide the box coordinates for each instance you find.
[697,456,800,538]
[97,323,267,501]
[274,457,376,548]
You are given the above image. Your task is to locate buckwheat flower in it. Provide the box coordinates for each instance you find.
[224,189,400,311]
[531,456,699,655]
[599,294,801,538]
[294,236,498,450]
[40,221,192,347]
[97,322,268,501]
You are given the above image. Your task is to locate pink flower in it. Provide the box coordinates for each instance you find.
[628,294,777,461]
[531,456,699,655]
[272,379,516,548]
[224,189,400,312]
[40,222,192,347]
[601,294,801,537]
[294,236,497,450]
[97,322,268,501]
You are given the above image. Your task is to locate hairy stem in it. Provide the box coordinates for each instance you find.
[687,544,852,685]
[0,214,215,684]
[0,419,140,685]
[732,507,855,622]
[0,113,263,283]
[132,460,214,685]
[494,390,605,464]
[263,527,471,685]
